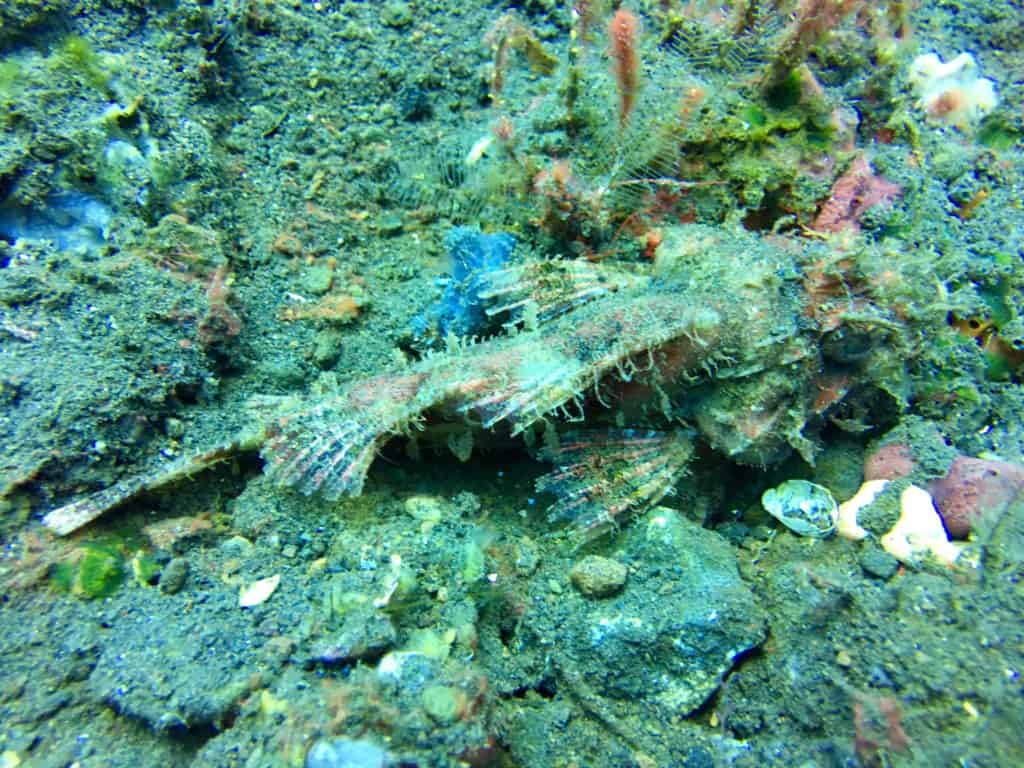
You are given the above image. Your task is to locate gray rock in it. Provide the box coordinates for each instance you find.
[87,591,260,730]
[564,508,765,717]
[860,547,900,580]
[305,737,390,768]
[158,557,189,595]
[309,606,396,665]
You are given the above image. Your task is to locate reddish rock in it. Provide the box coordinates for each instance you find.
[864,443,916,481]
[928,456,1024,538]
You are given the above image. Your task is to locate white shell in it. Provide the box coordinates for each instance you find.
[239,574,281,608]
[761,479,838,538]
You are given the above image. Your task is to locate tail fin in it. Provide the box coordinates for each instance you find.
[262,373,436,499]
[43,430,263,536]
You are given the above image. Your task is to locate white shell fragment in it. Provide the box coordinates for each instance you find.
[761,479,838,538]
[836,479,890,541]
[881,485,962,566]
[908,52,998,127]
[239,574,281,608]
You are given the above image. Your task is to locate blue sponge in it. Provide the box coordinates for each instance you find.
[413,227,516,343]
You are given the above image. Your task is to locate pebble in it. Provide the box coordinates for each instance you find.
[305,737,389,768]
[159,558,189,595]
[220,535,254,558]
[859,548,900,580]
[421,684,461,724]
[570,555,628,598]
[310,608,396,665]
[380,1,413,28]
[404,495,447,524]
[300,264,334,295]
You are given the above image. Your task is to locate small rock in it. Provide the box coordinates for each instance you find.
[380,1,413,28]
[421,684,461,724]
[219,535,255,558]
[305,737,389,768]
[271,232,303,257]
[300,264,334,295]
[377,213,404,236]
[310,607,396,665]
[859,548,899,580]
[313,329,343,368]
[513,536,540,577]
[570,555,627,598]
[158,558,189,595]
[404,495,447,524]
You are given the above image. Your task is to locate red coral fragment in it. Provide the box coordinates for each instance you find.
[813,156,901,234]
[864,443,916,481]
[929,455,1024,538]
[607,8,640,125]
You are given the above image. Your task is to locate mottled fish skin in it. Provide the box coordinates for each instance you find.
[46,226,857,541]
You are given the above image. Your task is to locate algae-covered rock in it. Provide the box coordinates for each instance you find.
[50,540,126,600]
[309,604,396,665]
[421,684,461,724]
[569,555,627,598]
[563,509,765,717]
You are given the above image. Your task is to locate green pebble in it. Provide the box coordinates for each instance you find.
[380,2,413,28]
[421,684,460,724]
[377,213,404,237]
[300,264,334,295]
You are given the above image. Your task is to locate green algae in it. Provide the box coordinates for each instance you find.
[50,539,126,599]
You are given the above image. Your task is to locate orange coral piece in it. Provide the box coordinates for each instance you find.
[279,294,361,323]
[813,156,901,234]
[607,8,640,125]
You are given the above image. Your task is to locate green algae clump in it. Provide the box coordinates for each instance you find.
[50,540,126,599]
[55,35,113,93]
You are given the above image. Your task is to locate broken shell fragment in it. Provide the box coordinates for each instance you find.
[837,479,890,541]
[239,574,281,608]
[881,485,962,566]
[761,479,838,538]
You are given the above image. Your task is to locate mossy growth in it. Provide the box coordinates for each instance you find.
[49,538,126,599]
[131,552,161,586]
[0,59,23,97]
[977,118,1022,151]
[764,69,803,111]
[53,35,113,93]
